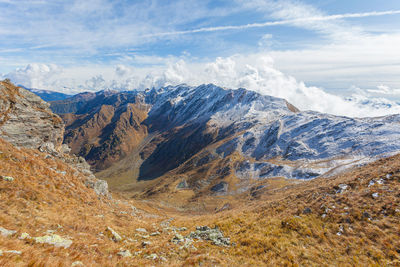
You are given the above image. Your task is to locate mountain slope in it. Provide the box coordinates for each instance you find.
[27,88,71,102]
[50,92,97,114]
[60,91,149,171]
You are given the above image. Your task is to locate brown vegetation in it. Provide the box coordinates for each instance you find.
[1,137,400,266]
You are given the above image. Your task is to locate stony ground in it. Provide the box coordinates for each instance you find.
[1,137,400,266]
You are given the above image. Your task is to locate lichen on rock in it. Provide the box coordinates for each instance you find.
[34,234,73,248]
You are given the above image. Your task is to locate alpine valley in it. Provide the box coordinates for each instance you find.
[1,80,400,266]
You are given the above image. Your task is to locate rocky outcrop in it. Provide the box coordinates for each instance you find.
[0,79,64,151]
[0,80,110,198]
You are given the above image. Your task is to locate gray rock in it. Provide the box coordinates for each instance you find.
[142,241,151,247]
[105,227,122,242]
[336,184,348,193]
[145,253,158,260]
[19,232,31,240]
[136,228,147,233]
[84,177,110,199]
[0,226,16,237]
[39,142,58,155]
[117,249,132,257]
[93,179,109,197]
[150,231,160,236]
[363,212,371,218]
[171,233,184,244]
[211,182,228,195]
[188,226,231,247]
[3,250,22,255]
[303,207,312,214]
[34,234,72,248]
[176,180,188,189]
[1,176,14,182]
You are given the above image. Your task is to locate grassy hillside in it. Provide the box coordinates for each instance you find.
[1,137,399,266]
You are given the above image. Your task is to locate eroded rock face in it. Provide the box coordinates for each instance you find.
[0,80,110,198]
[0,80,64,151]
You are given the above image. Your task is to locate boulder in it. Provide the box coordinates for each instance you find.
[117,249,132,257]
[1,176,14,182]
[34,234,73,248]
[105,227,122,242]
[135,228,147,233]
[71,261,84,266]
[0,226,16,237]
[188,226,230,246]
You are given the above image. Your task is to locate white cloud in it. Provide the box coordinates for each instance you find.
[115,65,131,77]
[6,56,400,118]
[146,9,400,38]
[367,85,400,95]
[270,33,400,90]
[4,63,61,89]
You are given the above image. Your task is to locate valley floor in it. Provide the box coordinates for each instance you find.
[1,138,400,266]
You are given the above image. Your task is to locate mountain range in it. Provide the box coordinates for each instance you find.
[48,84,400,199]
[22,87,72,101]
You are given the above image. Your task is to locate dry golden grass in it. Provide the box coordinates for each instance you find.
[1,136,400,266]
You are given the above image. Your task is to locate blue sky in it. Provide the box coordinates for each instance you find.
[1,0,400,117]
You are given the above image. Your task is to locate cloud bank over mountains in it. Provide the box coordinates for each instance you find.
[1,1,400,118]
[2,56,400,118]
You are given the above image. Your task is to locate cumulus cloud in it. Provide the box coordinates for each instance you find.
[4,63,61,89]
[4,56,400,118]
[115,65,131,77]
